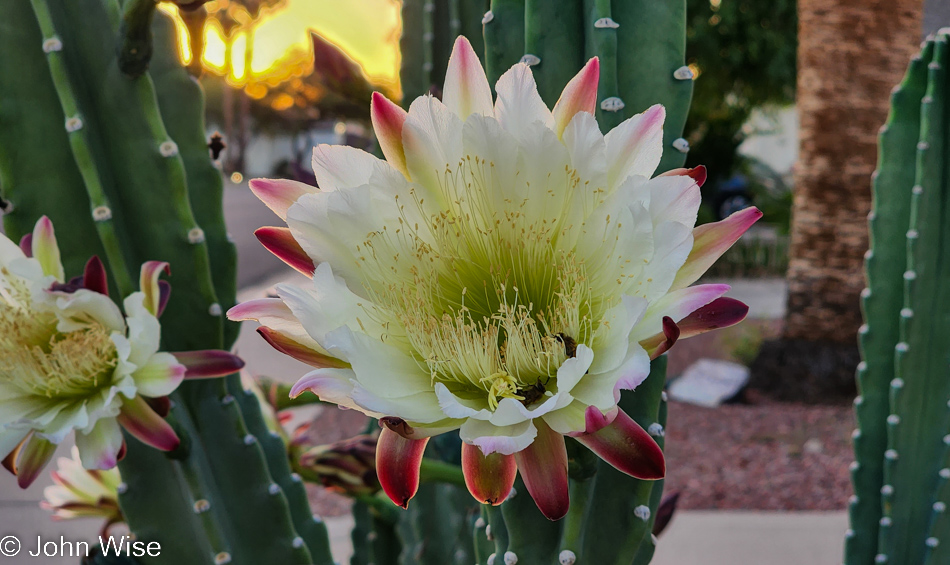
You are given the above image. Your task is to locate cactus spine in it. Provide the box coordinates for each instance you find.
[0,1,334,563]
[846,29,950,565]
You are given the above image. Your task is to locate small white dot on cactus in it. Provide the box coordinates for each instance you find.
[193,499,211,513]
[117,482,129,494]
[221,394,235,405]
[42,37,62,53]
[672,138,690,153]
[906,230,919,240]
[506,487,518,501]
[487,553,497,565]
[884,449,898,460]
[864,249,874,260]
[65,116,83,132]
[935,501,947,513]
[858,324,869,335]
[292,537,304,548]
[673,65,694,80]
[944,434,950,445]
[291,473,302,482]
[423,1,434,11]
[849,495,859,505]
[214,552,232,565]
[558,549,576,565]
[482,10,494,24]
[367,532,377,541]
[904,270,917,281]
[227,232,235,243]
[92,205,113,222]
[209,303,223,316]
[887,415,900,425]
[634,505,651,521]
[422,62,433,72]
[928,61,942,71]
[860,288,871,299]
[854,396,864,407]
[648,423,664,437]
[849,461,859,472]
[881,485,894,496]
[485,524,493,540]
[845,529,855,539]
[503,551,518,565]
[475,517,486,529]
[918,141,931,151]
[312,514,323,523]
[661,391,668,402]
[188,227,206,244]
[895,342,909,353]
[268,483,281,495]
[594,17,619,29]
[651,533,659,545]
[942,468,950,479]
[270,430,281,439]
[856,361,867,372]
[159,140,179,157]
[891,378,904,389]
[927,537,939,548]
[423,32,434,42]
[243,434,256,445]
[520,54,541,66]
[600,96,625,112]
[874,554,888,564]
[450,18,461,29]
[879,517,891,527]
[913,185,924,195]
[851,429,861,440]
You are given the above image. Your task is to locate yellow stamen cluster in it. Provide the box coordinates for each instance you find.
[352,156,619,408]
[0,271,117,399]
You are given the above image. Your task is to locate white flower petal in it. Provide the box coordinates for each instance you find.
[131,353,185,398]
[311,144,382,192]
[605,104,665,187]
[541,400,589,435]
[75,417,123,470]
[459,418,537,456]
[553,344,595,394]
[570,344,649,410]
[588,297,648,376]
[54,289,125,334]
[323,326,432,399]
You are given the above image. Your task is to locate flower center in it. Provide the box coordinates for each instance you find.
[354,157,616,408]
[0,272,117,398]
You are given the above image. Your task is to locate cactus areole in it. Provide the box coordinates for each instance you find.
[231,37,758,520]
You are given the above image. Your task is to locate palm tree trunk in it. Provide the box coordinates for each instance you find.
[751,0,923,401]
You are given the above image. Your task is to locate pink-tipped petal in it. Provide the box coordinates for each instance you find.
[371,92,410,178]
[249,178,316,221]
[255,227,315,277]
[117,396,180,452]
[140,261,170,317]
[173,350,245,378]
[513,419,569,520]
[18,233,33,257]
[157,281,171,317]
[75,418,124,470]
[568,405,620,437]
[461,442,517,505]
[659,165,708,187]
[574,409,665,480]
[442,36,494,121]
[1,433,28,476]
[633,283,731,345]
[257,327,348,368]
[605,104,666,185]
[671,206,763,290]
[17,435,57,489]
[649,316,681,360]
[133,353,186,397]
[376,426,429,508]
[82,256,109,296]
[32,215,64,280]
[552,57,600,138]
[676,297,749,339]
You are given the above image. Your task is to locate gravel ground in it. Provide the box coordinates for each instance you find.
[663,400,854,510]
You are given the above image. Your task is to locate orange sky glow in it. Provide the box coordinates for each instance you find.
[160,0,402,95]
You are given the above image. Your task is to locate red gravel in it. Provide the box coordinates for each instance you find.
[663,400,854,510]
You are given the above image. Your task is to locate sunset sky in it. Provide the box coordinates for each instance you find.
[166,0,402,91]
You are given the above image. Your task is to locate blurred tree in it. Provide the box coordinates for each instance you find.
[750,0,923,402]
[683,0,797,190]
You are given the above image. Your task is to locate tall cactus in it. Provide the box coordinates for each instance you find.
[846,29,950,565]
[0,1,333,564]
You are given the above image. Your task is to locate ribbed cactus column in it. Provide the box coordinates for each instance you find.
[846,29,950,565]
[0,1,334,563]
